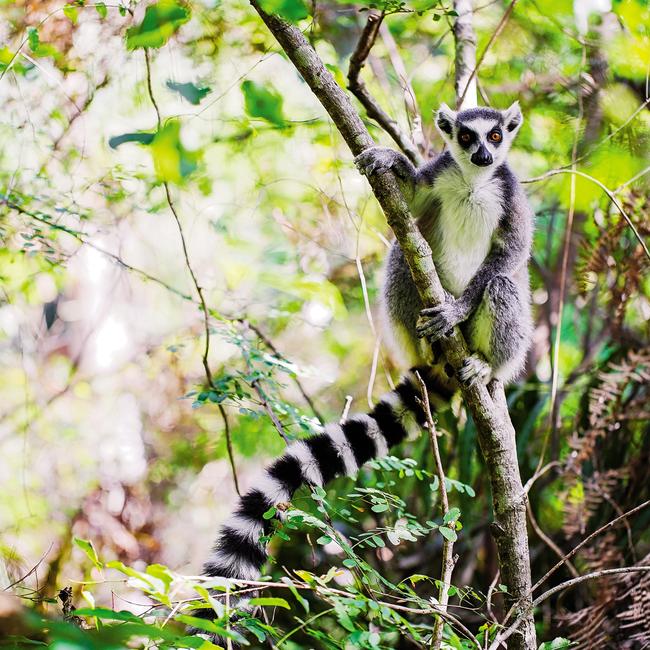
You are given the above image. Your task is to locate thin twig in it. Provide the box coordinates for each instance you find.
[499,499,650,632]
[347,10,423,166]
[378,22,426,156]
[545,46,586,477]
[523,168,650,261]
[2,199,194,303]
[339,395,353,424]
[485,570,500,623]
[252,379,290,444]
[416,371,455,650]
[525,499,579,578]
[490,566,650,650]
[218,404,241,496]
[143,47,216,390]
[243,320,324,422]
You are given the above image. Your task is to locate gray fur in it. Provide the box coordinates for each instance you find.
[355,103,533,385]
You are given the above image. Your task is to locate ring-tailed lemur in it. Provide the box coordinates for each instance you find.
[194,103,533,634]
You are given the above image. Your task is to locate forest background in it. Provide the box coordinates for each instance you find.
[0,0,649,648]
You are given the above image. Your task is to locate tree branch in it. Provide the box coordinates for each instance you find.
[248,5,536,648]
[347,10,424,166]
[452,0,478,110]
[490,566,650,650]
[455,0,520,110]
[416,371,456,650]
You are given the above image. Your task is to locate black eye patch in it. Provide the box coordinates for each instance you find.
[457,128,476,149]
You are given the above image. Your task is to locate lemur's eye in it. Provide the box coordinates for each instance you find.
[489,131,502,143]
[460,132,471,143]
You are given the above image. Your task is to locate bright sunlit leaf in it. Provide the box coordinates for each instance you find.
[125,0,191,50]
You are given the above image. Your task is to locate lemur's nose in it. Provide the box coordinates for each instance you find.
[471,144,493,167]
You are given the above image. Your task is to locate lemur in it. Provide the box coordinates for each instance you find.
[194,102,533,632]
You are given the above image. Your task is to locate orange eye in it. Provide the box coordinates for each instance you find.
[489,131,502,143]
[460,133,471,143]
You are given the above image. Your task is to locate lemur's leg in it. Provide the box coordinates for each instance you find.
[354,147,417,200]
[466,275,529,385]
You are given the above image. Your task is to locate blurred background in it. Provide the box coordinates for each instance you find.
[0,0,648,646]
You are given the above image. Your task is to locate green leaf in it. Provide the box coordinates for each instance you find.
[108,131,156,149]
[125,0,191,50]
[73,537,102,569]
[248,597,290,609]
[241,80,285,126]
[342,558,357,568]
[95,2,108,18]
[334,602,356,632]
[63,4,79,23]
[27,28,39,52]
[439,526,458,542]
[443,507,461,524]
[281,576,309,613]
[262,506,277,519]
[166,80,211,105]
[407,573,430,585]
[316,535,332,545]
[538,639,576,650]
[257,0,309,22]
[371,503,389,513]
[149,120,201,184]
[73,607,141,622]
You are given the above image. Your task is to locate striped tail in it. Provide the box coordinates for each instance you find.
[200,367,453,594]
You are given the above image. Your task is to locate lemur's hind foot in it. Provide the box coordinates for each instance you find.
[458,353,492,387]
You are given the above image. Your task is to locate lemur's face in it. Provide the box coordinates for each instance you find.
[435,102,523,176]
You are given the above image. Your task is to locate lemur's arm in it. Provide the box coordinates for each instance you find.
[416,171,532,341]
[354,147,418,200]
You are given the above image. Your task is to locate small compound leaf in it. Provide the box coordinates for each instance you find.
[125,0,191,50]
[95,3,108,18]
[166,80,211,105]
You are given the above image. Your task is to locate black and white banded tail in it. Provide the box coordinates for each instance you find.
[201,367,453,590]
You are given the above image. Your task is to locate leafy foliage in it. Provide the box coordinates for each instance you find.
[0,0,648,648]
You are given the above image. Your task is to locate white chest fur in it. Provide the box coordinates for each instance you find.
[429,167,503,297]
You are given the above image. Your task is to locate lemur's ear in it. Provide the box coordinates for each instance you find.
[502,101,523,134]
[436,103,457,138]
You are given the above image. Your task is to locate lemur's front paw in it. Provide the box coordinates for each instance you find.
[416,302,463,341]
[354,147,401,177]
[458,353,492,387]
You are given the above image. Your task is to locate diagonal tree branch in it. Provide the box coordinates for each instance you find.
[247,5,536,648]
[347,10,424,166]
